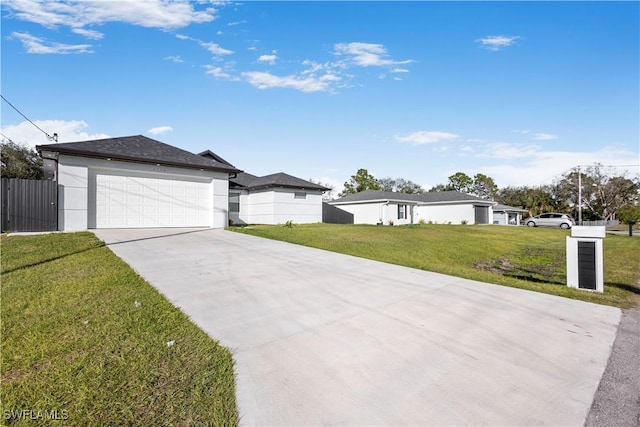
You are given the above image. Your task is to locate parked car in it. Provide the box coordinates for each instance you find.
[525,213,575,229]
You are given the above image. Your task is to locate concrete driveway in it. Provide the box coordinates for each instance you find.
[94,228,620,426]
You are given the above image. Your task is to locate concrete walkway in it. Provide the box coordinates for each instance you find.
[94,228,621,426]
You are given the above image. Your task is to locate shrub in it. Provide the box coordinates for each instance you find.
[388,220,394,226]
[418,218,426,225]
[284,220,295,228]
[461,219,468,225]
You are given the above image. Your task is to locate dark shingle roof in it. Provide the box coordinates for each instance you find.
[37,135,240,173]
[230,172,259,188]
[198,150,236,168]
[231,172,329,191]
[331,190,494,204]
[331,190,422,203]
[493,204,528,212]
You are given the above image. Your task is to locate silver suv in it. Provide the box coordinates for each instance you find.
[526,213,575,229]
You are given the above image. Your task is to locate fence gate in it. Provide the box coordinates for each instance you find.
[1,178,58,232]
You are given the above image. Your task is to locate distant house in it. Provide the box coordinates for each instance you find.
[492,204,528,226]
[329,190,502,225]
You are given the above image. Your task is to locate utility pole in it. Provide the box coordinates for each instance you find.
[578,166,582,225]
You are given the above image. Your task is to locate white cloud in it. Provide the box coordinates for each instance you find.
[477,143,639,186]
[533,133,558,141]
[1,120,109,149]
[4,0,219,31]
[395,131,459,146]
[241,71,336,93]
[257,54,278,65]
[479,142,541,159]
[334,42,413,68]
[71,28,103,39]
[392,68,410,73]
[148,126,173,135]
[227,20,246,26]
[11,32,92,54]
[201,41,233,56]
[204,65,235,80]
[164,55,184,63]
[477,35,520,51]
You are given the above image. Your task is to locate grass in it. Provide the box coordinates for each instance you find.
[1,232,238,426]
[231,223,640,309]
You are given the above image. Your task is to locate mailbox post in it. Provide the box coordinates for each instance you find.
[628,219,636,237]
[566,226,605,292]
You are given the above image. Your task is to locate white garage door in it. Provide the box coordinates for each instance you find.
[95,173,212,228]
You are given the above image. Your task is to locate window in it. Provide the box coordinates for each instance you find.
[294,192,306,199]
[398,204,407,220]
[229,192,240,213]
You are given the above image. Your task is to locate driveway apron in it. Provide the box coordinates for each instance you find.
[93,228,620,426]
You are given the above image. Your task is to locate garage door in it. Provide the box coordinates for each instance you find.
[95,173,212,228]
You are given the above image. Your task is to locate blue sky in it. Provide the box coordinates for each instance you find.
[2,1,639,195]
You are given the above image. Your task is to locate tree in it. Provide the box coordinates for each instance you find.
[471,173,498,200]
[496,185,558,216]
[428,183,448,192]
[378,177,424,194]
[430,172,498,198]
[0,141,43,179]
[446,172,473,193]
[309,178,336,201]
[553,164,640,221]
[340,168,380,196]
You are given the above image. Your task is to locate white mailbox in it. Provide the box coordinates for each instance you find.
[566,226,605,292]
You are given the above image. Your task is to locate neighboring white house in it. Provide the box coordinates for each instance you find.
[492,204,528,225]
[329,190,501,225]
[226,172,328,225]
[37,135,328,231]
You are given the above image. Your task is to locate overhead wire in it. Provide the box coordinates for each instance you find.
[0,94,57,142]
[0,132,16,144]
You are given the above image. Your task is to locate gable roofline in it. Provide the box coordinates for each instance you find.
[230,172,329,192]
[493,204,528,212]
[37,135,241,174]
[198,150,236,168]
[330,190,496,206]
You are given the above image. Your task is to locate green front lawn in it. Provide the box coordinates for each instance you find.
[1,232,238,426]
[231,223,640,308]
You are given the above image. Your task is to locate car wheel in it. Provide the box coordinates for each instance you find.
[560,223,570,229]
[527,221,535,227]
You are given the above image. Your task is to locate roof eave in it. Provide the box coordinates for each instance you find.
[37,146,241,174]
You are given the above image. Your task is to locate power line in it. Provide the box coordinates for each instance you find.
[0,132,15,144]
[0,94,57,142]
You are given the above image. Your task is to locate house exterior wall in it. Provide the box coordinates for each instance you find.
[241,188,323,224]
[329,201,415,225]
[412,203,477,225]
[56,155,229,231]
[333,202,385,225]
[493,211,523,225]
[493,211,508,225]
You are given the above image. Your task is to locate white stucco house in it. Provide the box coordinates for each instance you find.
[330,190,507,225]
[492,204,528,226]
[225,172,328,225]
[37,135,327,231]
